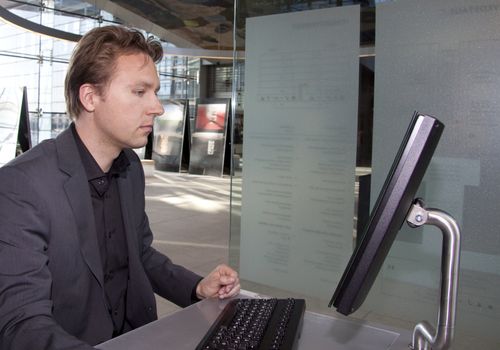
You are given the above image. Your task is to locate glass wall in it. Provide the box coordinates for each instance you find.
[0,0,109,144]
[0,0,200,149]
[229,1,500,349]
[2,0,499,348]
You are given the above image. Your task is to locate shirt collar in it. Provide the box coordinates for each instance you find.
[109,151,130,176]
[71,123,130,181]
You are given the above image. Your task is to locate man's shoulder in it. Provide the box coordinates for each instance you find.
[3,127,77,173]
[3,138,57,170]
[0,139,59,193]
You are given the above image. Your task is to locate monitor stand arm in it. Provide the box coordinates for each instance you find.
[406,199,461,350]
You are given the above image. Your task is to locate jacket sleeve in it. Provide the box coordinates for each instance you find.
[139,213,203,308]
[128,154,203,308]
[0,166,95,350]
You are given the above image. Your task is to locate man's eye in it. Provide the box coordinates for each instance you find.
[134,90,145,96]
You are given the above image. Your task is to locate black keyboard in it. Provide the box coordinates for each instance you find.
[196,298,306,350]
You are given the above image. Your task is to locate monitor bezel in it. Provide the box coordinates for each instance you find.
[330,112,444,315]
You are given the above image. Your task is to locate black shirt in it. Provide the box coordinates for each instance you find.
[72,124,130,336]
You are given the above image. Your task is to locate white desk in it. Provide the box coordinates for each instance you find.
[97,297,412,349]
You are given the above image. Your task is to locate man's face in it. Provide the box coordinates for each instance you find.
[93,52,164,151]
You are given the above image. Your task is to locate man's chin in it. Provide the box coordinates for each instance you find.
[129,140,148,150]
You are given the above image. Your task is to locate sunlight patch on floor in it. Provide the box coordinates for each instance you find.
[146,194,228,213]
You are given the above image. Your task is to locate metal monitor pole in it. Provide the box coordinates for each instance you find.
[406,199,461,350]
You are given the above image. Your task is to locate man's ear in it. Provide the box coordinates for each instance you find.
[79,83,98,113]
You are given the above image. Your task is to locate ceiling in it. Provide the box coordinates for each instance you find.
[112,0,234,50]
[1,0,375,51]
[101,0,374,51]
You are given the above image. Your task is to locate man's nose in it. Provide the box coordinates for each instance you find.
[152,95,164,117]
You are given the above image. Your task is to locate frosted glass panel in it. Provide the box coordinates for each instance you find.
[240,6,360,301]
[370,0,500,346]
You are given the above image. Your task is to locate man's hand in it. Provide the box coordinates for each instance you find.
[196,264,240,300]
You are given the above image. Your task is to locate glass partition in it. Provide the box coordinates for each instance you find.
[229,1,500,349]
[0,0,201,147]
[1,0,499,347]
[239,4,360,300]
[229,0,366,313]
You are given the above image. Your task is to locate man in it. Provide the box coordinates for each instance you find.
[0,26,240,349]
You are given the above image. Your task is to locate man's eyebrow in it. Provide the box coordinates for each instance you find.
[130,81,160,91]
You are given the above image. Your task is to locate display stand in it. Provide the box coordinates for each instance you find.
[188,98,230,177]
[152,99,188,172]
[406,199,461,350]
[0,86,30,166]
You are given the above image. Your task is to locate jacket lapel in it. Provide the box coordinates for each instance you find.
[55,127,104,288]
[117,166,146,277]
[117,172,139,256]
[117,156,158,325]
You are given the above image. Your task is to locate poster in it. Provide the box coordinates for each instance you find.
[188,98,229,177]
[152,99,187,172]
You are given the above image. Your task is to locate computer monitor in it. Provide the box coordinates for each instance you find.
[330,113,444,316]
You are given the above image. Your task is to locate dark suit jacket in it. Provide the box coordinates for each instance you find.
[0,127,202,349]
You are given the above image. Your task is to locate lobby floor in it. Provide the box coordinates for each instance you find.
[144,170,232,318]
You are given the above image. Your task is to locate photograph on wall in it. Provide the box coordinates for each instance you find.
[189,98,230,177]
[0,86,24,167]
[152,99,187,172]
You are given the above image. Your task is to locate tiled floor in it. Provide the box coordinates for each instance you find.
[144,171,231,318]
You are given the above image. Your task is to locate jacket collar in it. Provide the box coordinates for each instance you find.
[54,125,137,291]
[55,125,83,176]
[54,126,105,287]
